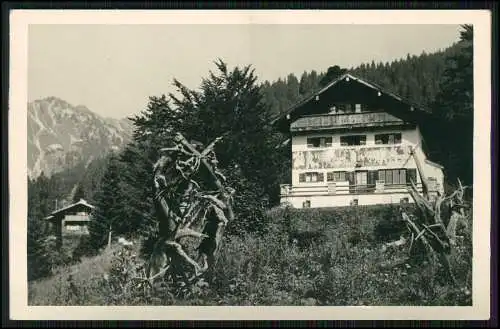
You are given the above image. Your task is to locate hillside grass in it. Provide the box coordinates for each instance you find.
[28,204,472,306]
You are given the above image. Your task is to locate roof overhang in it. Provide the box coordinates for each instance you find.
[425,159,445,170]
[271,73,435,134]
[47,199,95,218]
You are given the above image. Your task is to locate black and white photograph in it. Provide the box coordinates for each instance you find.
[8,9,492,321]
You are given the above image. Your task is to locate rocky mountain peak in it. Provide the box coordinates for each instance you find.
[28,97,135,178]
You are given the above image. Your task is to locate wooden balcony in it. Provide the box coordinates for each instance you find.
[63,214,91,223]
[280,182,423,197]
[290,112,407,132]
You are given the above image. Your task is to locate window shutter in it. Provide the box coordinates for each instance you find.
[368,171,377,185]
[400,169,406,184]
[299,173,305,183]
[327,172,334,182]
[378,170,385,182]
[386,170,393,184]
[347,172,355,184]
[339,171,346,181]
[318,173,325,182]
[393,170,399,185]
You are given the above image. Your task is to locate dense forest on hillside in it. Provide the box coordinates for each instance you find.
[260,43,460,117]
[27,25,473,283]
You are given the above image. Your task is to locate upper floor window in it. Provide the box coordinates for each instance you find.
[328,103,353,114]
[329,103,368,114]
[307,136,332,148]
[375,133,402,145]
[340,135,366,146]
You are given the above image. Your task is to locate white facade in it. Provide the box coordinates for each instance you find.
[276,74,445,209]
[281,124,445,208]
[281,124,443,208]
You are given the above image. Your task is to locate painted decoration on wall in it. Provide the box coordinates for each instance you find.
[292,146,411,170]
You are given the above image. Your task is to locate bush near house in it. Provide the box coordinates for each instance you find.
[28,203,472,306]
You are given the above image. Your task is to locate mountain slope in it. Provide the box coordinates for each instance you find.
[28,97,134,178]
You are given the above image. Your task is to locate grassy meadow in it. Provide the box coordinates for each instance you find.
[28,204,472,306]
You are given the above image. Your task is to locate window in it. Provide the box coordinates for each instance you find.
[303,200,311,208]
[299,172,325,183]
[356,171,368,185]
[355,103,362,113]
[334,103,354,114]
[340,135,366,146]
[400,197,409,204]
[407,169,418,185]
[375,133,402,145]
[427,177,438,191]
[327,171,346,182]
[378,169,407,185]
[307,136,332,148]
[355,171,372,193]
[366,170,378,193]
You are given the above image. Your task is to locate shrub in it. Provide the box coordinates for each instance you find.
[72,235,100,261]
[28,203,472,306]
[373,204,409,243]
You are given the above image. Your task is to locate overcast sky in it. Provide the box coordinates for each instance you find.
[28,24,462,119]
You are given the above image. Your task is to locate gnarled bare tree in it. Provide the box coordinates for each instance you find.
[398,147,470,286]
[144,132,235,286]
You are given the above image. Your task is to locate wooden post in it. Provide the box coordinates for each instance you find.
[108,226,112,249]
[55,218,63,250]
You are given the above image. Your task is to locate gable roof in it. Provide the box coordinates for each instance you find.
[425,159,445,170]
[271,73,433,132]
[44,199,95,220]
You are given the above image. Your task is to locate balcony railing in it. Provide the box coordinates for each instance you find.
[280,182,424,196]
[290,112,407,132]
[63,214,91,223]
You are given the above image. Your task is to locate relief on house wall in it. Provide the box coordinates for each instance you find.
[292,146,410,170]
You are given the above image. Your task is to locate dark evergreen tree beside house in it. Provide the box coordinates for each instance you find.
[430,24,474,187]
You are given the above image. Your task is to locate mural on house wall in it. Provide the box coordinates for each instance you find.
[292,145,411,170]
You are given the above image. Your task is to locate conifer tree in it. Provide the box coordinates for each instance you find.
[87,154,126,250]
[27,215,52,281]
[319,65,348,87]
[431,24,474,185]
